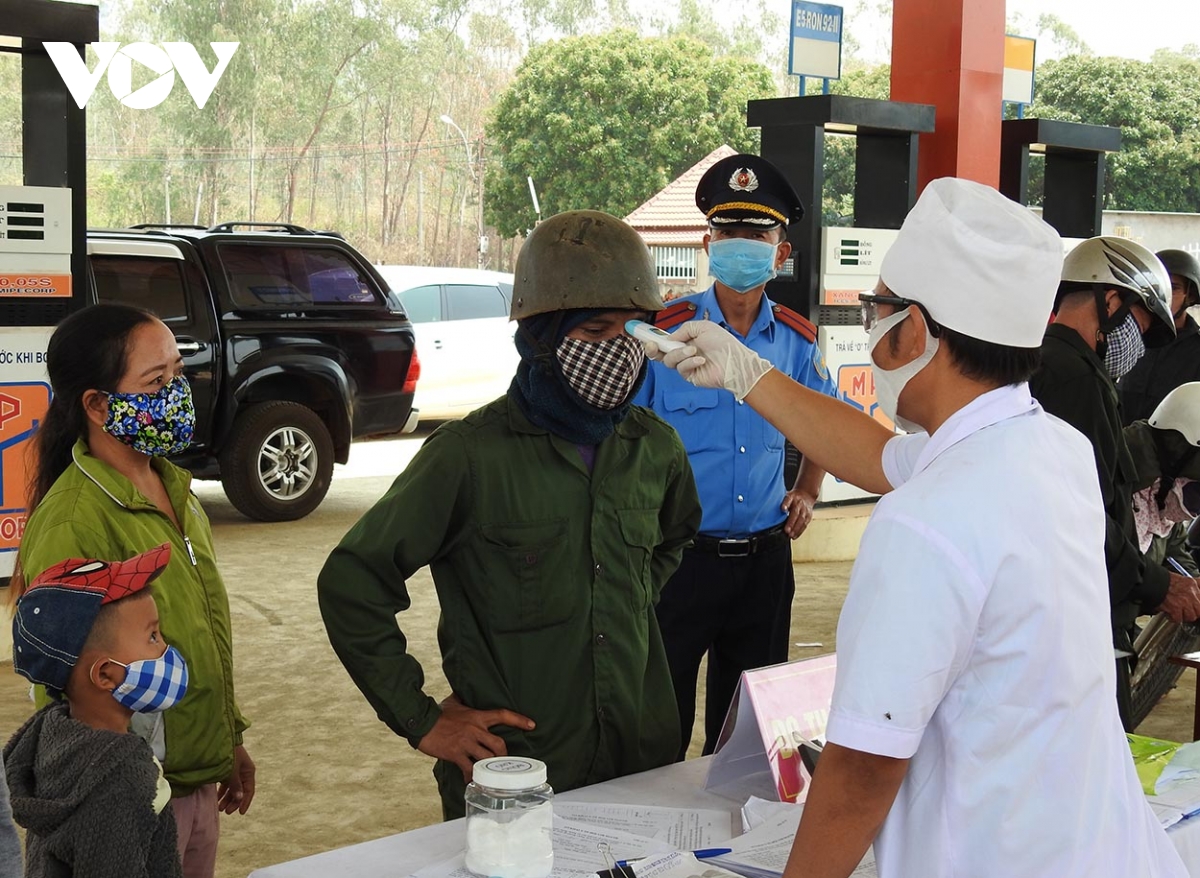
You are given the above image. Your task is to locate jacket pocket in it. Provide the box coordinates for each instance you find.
[478,519,572,632]
[619,508,662,610]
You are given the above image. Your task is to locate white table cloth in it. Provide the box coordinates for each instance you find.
[248,757,1200,878]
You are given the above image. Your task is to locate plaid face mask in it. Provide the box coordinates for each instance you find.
[109,644,189,713]
[556,334,646,410]
[1103,312,1145,380]
[104,375,196,457]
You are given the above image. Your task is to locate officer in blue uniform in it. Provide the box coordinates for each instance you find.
[634,153,839,757]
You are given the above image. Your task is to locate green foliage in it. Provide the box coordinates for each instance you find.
[1031,55,1200,211]
[484,31,775,236]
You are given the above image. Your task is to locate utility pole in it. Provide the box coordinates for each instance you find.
[440,114,485,270]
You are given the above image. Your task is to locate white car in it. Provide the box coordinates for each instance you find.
[377,266,521,421]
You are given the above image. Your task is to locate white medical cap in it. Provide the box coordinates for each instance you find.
[879,177,1063,348]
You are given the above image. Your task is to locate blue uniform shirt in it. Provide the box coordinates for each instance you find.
[634,285,838,537]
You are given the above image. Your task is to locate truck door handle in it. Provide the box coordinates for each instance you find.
[176,338,207,355]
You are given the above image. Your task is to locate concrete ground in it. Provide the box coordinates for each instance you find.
[0,426,1196,877]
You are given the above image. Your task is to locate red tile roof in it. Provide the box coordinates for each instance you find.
[626,145,737,247]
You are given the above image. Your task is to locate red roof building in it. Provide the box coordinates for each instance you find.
[626,145,736,298]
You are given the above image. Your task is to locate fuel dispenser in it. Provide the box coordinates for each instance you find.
[0,0,97,654]
[0,185,73,577]
[746,94,934,503]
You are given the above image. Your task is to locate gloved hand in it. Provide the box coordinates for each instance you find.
[644,320,774,401]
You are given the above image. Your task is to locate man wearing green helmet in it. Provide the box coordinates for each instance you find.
[317,210,701,818]
[1120,248,1200,424]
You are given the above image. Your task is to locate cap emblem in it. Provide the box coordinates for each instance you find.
[728,168,759,193]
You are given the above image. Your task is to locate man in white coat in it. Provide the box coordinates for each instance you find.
[646,177,1187,878]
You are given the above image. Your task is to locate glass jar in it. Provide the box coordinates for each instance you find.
[464,757,554,878]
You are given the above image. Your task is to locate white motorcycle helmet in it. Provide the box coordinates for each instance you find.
[1062,236,1175,347]
[1149,382,1200,446]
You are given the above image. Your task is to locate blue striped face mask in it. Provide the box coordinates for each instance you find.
[105,644,189,713]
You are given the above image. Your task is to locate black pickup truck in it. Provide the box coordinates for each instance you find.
[86,222,419,521]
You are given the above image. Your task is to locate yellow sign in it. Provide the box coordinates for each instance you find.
[1004,35,1036,105]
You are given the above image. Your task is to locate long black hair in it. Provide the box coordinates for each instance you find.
[11,304,156,597]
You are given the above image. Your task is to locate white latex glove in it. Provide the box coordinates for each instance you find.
[650,320,774,400]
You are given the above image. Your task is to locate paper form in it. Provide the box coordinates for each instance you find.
[409,817,675,878]
[551,803,733,849]
[708,806,877,878]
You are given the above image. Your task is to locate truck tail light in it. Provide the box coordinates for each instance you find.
[402,346,421,394]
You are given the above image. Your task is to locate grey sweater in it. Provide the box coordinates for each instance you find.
[3,702,182,878]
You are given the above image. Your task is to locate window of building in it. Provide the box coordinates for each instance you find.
[651,246,697,282]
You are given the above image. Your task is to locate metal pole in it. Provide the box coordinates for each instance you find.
[440,114,482,269]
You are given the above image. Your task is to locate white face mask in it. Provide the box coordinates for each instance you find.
[868,308,940,434]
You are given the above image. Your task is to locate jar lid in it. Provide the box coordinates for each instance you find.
[472,757,548,791]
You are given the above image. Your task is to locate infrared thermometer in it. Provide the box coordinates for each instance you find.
[625,319,687,353]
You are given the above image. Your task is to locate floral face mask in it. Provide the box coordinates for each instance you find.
[103,375,196,457]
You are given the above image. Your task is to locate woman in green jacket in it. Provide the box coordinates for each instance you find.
[13,304,253,878]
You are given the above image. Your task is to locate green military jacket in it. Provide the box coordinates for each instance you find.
[20,439,248,795]
[1031,324,1169,628]
[318,396,701,816]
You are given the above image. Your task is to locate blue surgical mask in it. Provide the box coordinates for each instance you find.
[107,645,189,714]
[708,238,779,294]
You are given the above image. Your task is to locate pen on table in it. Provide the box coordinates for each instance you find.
[615,848,733,869]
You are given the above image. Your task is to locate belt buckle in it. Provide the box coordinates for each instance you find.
[717,538,751,558]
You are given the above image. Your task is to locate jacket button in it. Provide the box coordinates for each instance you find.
[737,495,744,503]
[597,707,606,719]
[595,633,607,646]
[406,718,417,729]
[595,563,602,575]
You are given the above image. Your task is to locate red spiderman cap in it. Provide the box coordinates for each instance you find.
[12,544,171,693]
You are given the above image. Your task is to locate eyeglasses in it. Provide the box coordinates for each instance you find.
[858,292,941,337]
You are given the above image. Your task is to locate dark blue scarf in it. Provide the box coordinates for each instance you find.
[509,309,647,445]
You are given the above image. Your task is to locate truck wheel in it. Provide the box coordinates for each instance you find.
[219,401,335,522]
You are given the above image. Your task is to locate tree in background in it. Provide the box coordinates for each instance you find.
[484,31,774,236]
[1031,55,1200,211]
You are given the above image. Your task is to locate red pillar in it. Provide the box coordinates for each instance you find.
[890,0,1005,191]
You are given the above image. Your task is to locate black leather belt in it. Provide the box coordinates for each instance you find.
[690,527,789,558]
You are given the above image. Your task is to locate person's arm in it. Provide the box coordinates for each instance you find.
[0,765,21,878]
[316,428,534,780]
[654,322,895,495]
[650,438,702,598]
[783,743,908,878]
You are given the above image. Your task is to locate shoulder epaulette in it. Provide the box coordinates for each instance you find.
[655,300,698,330]
[772,304,817,343]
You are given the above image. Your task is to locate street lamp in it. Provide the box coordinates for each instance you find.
[440,114,485,269]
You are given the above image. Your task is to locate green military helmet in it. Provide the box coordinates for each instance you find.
[1157,249,1200,303]
[510,210,664,320]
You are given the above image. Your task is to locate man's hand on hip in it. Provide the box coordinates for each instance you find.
[418,693,536,782]
[1158,572,1200,623]
[782,488,817,539]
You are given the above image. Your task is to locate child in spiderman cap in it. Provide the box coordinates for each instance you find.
[4,544,187,878]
